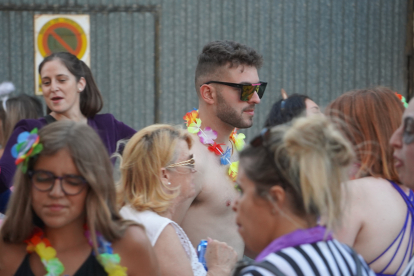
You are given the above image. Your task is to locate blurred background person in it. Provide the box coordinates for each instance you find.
[326,87,409,275]
[232,115,374,275]
[0,94,43,157]
[0,94,44,213]
[118,124,237,276]
[0,121,158,275]
[264,89,320,128]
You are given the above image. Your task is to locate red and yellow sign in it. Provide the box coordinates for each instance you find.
[34,15,90,95]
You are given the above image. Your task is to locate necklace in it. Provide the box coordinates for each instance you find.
[183,109,245,181]
[25,227,127,276]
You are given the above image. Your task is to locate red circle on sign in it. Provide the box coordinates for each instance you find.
[42,22,83,56]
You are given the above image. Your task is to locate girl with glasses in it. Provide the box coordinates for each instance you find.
[0,121,158,275]
[232,115,375,276]
[118,124,238,276]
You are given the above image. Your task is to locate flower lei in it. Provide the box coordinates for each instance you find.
[11,128,43,173]
[184,109,245,181]
[395,92,408,108]
[25,227,127,276]
[25,228,65,276]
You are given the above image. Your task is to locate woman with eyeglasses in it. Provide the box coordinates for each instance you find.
[232,115,375,276]
[326,87,410,276]
[0,52,136,204]
[118,124,238,276]
[0,121,158,275]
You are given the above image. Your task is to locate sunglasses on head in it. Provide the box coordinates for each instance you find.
[203,81,267,101]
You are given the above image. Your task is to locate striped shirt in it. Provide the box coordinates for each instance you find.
[238,239,375,276]
[401,257,414,276]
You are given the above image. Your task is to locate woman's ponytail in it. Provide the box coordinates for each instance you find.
[282,116,355,230]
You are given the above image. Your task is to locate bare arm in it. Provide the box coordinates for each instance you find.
[114,225,160,276]
[153,224,193,276]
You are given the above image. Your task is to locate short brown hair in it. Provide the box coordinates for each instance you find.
[326,87,404,182]
[195,40,263,93]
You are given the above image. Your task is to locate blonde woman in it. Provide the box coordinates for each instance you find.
[0,121,158,275]
[232,116,375,276]
[118,124,237,276]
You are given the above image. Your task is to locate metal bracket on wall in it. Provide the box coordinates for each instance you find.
[0,3,162,123]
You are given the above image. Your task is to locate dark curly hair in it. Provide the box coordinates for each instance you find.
[195,40,263,92]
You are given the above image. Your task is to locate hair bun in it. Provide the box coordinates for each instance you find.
[283,115,354,168]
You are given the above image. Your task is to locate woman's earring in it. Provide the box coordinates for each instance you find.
[167,182,171,185]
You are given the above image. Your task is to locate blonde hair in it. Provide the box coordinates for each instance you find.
[117,124,192,214]
[240,115,355,230]
[1,121,135,252]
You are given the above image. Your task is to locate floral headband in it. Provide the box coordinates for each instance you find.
[395,92,408,108]
[11,128,43,173]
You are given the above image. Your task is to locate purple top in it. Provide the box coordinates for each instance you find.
[0,113,136,193]
[255,225,333,262]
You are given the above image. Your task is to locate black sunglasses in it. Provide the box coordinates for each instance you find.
[203,81,267,101]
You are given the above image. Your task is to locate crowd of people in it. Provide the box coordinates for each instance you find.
[0,39,413,276]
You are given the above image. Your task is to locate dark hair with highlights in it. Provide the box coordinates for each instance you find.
[39,52,103,117]
[195,40,263,93]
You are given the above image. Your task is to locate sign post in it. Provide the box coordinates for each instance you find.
[34,15,90,95]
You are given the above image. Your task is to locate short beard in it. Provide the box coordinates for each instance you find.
[216,91,253,129]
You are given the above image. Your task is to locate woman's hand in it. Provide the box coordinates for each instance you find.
[205,237,238,276]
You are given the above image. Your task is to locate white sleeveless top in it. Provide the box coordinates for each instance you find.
[120,206,207,276]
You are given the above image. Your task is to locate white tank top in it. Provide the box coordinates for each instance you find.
[120,206,207,276]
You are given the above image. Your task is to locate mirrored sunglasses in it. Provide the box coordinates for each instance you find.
[203,81,267,101]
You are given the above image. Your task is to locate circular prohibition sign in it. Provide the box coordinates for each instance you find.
[37,17,87,59]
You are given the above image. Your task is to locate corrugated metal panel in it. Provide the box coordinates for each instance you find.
[0,0,408,141]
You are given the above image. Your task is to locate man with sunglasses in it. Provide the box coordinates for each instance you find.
[180,40,265,261]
